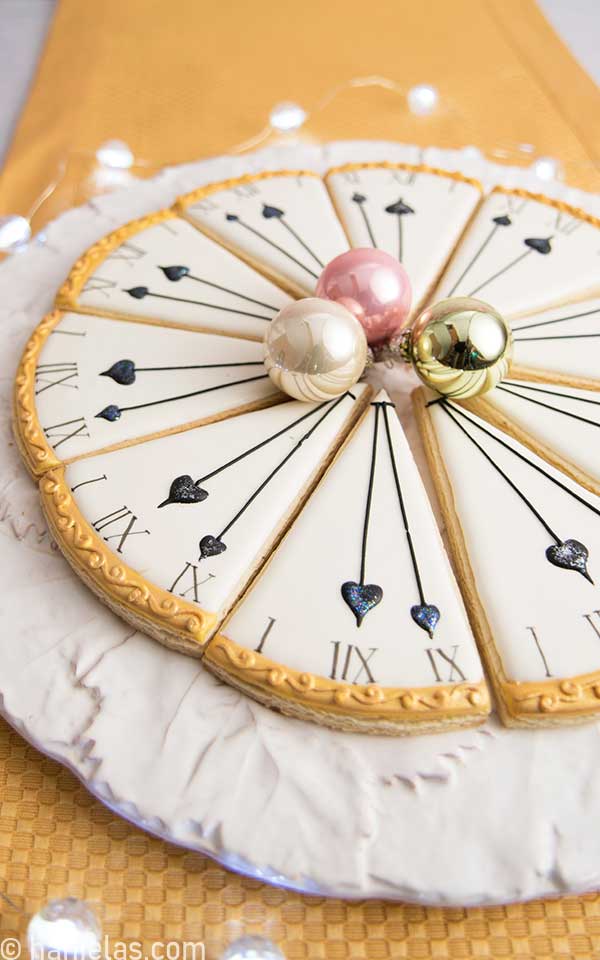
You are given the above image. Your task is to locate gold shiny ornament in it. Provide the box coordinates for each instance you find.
[407,297,512,399]
[264,298,368,402]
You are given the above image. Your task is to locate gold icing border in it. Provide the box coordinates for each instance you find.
[56,208,175,309]
[492,185,600,231]
[413,387,600,727]
[175,168,322,210]
[11,307,285,479]
[13,308,64,477]
[39,466,216,655]
[324,160,483,192]
[204,634,490,733]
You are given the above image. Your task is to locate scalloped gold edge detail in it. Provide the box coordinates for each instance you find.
[413,386,600,727]
[324,160,483,193]
[55,208,176,308]
[175,168,321,211]
[13,308,64,477]
[39,465,215,655]
[204,634,490,728]
[492,185,600,230]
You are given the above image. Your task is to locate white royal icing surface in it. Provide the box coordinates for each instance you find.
[75,216,291,339]
[183,173,349,295]
[326,166,481,313]
[226,389,483,688]
[4,141,600,904]
[511,296,600,383]
[430,399,600,682]
[34,312,277,460]
[65,389,367,629]
[436,192,600,319]
[487,378,600,484]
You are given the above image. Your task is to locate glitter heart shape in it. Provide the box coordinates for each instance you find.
[410,604,441,638]
[96,404,121,422]
[199,535,227,559]
[160,265,190,282]
[546,539,593,583]
[385,199,415,216]
[262,204,284,219]
[341,581,383,627]
[158,475,208,508]
[101,359,136,385]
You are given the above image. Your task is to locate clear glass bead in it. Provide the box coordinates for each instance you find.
[221,936,285,960]
[0,215,31,252]
[96,139,135,170]
[27,898,102,960]
[406,83,439,116]
[531,155,563,182]
[269,102,307,132]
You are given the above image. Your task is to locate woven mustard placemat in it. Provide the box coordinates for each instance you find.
[1,719,600,958]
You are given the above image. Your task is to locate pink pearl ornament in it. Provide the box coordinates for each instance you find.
[316,248,412,346]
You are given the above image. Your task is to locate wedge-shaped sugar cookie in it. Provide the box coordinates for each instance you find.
[215,390,489,733]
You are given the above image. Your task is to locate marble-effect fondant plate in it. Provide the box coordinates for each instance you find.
[4,141,600,905]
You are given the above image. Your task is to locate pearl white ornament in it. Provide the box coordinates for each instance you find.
[269,101,307,132]
[28,898,101,960]
[264,298,367,402]
[407,83,439,116]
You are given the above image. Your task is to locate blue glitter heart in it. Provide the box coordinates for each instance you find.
[341,581,383,627]
[159,475,208,508]
[199,535,227,559]
[125,286,149,299]
[546,539,593,583]
[411,603,441,638]
[385,199,414,216]
[262,204,284,219]
[96,404,121,422]
[101,359,136,385]
[160,265,189,282]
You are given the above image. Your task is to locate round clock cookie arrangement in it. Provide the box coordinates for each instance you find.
[5,140,600,904]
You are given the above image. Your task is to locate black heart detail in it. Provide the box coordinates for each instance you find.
[385,199,414,216]
[524,236,552,255]
[96,404,121,422]
[352,193,367,204]
[226,213,239,222]
[199,535,227,559]
[262,204,284,219]
[125,286,149,299]
[493,214,512,226]
[158,475,209,508]
[546,539,593,582]
[101,359,136,385]
[341,581,383,627]
[160,265,190,282]
[410,604,441,638]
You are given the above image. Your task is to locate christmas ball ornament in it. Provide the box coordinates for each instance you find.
[316,248,412,346]
[407,296,512,399]
[263,297,368,402]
